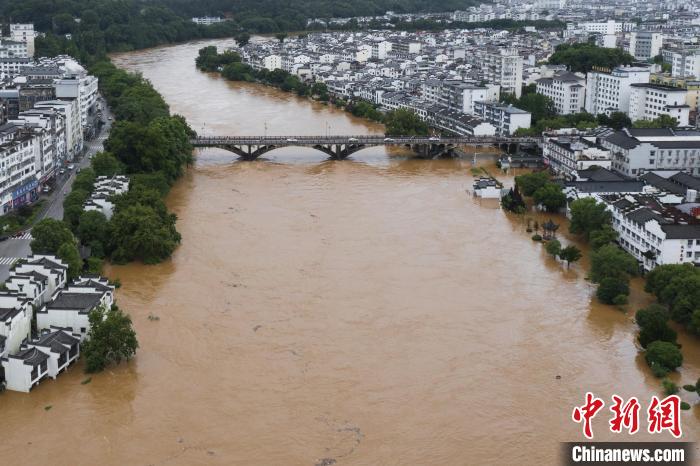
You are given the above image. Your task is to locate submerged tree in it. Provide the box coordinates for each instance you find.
[83,305,138,373]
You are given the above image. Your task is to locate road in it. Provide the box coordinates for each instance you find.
[0,97,113,281]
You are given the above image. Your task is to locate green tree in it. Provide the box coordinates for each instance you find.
[545,238,561,257]
[589,225,618,250]
[91,152,124,177]
[596,276,629,304]
[383,109,429,136]
[63,189,91,231]
[77,210,109,250]
[110,203,181,264]
[82,305,138,373]
[234,32,251,46]
[590,244,638,283]
[645,341,683,377]
[632,114,679,128]
[30,219,75,254]
[559,245,582,268]
[72,168,96,193]
[514,171,550,196]
[533,183,566,212]
[569,198,612,240]
[636,305,677,348]
[597,112,632,130]
[515,93,556,123]
[548,43,634,73]
[57,241,82,279]
[275,32,288,43]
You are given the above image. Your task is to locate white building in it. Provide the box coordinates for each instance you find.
[543,135,612,179]
[602,192,700,271]
[0,124,40,214]
[12,255,68,299]
[669,48,700,79]
[480,48,523,98]
[34,99,83,159]
[37,277,115,340]
[55,72,99,132]
[1,346,49,392]
[191,17,225,25]
[536,71,586,115]
[473,101,532,136]
[628,84,690,127]
[585,66,651,115]
[0,294,33,359]
[602,128,700,177]
[262,55,282,71]
[26,328,81,380]
[9,24,35,57]
[571,20,623,35]
[83,175,130,220]
[629,32,663,61]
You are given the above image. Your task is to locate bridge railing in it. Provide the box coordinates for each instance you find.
[191,135,542,144]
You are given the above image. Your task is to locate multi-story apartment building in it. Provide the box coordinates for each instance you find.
[480,48,523,98]
[543,135,612,178]
[422,79,499,114]
[9,24,35,57]
[602,127,700,177]
[33,100,82,160]
[669,47,700,79]
[55,72,100,131]
[584,66,651,115]
[628,83,689,126]
[473,101,531,136]
[0,124,40,213]
[629,31,663,61]
[536,71,585,115]
[603,192,700,272]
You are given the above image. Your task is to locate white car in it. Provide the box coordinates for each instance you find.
[286,138,298,142]
[348,137,359,142]
[67,164,75,170]
[384,137,395,142]
[429,137,440,141]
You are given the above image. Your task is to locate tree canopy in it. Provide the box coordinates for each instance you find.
[548,43,634,73]
[82,305,139,373]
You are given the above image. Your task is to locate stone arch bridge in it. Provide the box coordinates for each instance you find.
[190,135,541,160]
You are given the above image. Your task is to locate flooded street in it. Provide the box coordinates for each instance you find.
[1,39,699,465]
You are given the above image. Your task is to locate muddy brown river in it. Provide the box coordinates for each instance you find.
[1,39,699,465]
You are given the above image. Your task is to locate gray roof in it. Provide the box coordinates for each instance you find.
[10,347,49,366]
[576,167,625,182]
[45,292,102,313]
[640,172,686,196]
[32,330,79,354]
[567,181,644,193]
[661,224,700,239]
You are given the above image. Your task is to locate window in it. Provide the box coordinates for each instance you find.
[80,327,86,333]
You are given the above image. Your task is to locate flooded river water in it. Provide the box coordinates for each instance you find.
[1,39,698,465]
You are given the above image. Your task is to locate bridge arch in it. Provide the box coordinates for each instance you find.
[210,143,371,160]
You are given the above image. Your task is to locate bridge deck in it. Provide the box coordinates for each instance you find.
[191,135,541,146]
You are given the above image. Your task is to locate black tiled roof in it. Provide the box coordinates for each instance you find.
[45,292,102,313]
[661,224,700,239]
[0,307,22,322]
[566,181,644,193]
[628,207,667,226]
[640,172,686,196]
[670,172,700,191]
[576,167,625,182]
[11,347,49,366]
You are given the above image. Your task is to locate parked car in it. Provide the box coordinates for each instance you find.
[42,186,51,193]
[59,169,66,174]
[348,137,359,142]
[67,164,75,170]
